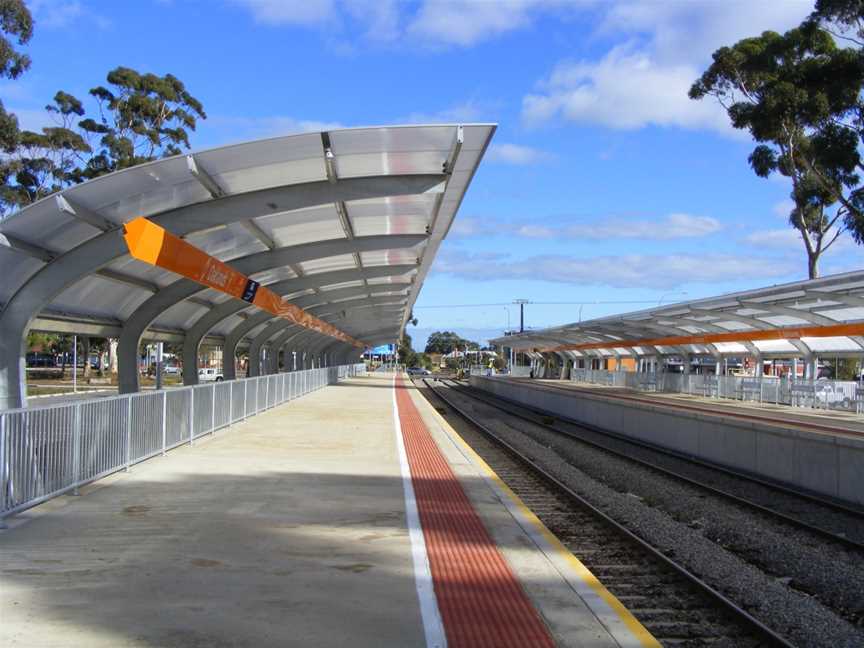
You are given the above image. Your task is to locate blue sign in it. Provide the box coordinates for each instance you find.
[370,344,395,355]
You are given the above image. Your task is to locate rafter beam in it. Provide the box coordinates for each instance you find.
[56,195,116,232]
[186,154,225,198]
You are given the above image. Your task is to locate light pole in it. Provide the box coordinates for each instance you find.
[514,299,529,332]
[504,306,511,332]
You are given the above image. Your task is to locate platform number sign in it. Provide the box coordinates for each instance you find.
[241,279,260,303]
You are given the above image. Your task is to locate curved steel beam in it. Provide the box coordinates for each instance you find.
[118,234,424,392]
[181,264,415,385]
[248,320,298,377]
[181,264,413,381]
[0,173,442,408]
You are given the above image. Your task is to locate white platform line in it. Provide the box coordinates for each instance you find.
[392,375,447,648]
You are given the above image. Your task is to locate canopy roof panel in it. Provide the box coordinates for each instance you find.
[494,271,864,358]
[0,124,496,356]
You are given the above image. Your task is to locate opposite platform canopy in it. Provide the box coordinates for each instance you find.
[493,271,864,360]
[0,124,495,353]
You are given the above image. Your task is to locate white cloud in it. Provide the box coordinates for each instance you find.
[401,100,492,125]
[28,0,110,29]
[201,115,346,145]
[743,227,858,253]
[523,46,732,133]
[231,0,336,25]
[743,228,802,249]
[433,249,798,289]
[487,143,551,165]
[449,217,498,239]
[406,0,554,47]
[453,212,722,241]
[772,199,795,218]
[523,1,812,135]
[572,213,722,239]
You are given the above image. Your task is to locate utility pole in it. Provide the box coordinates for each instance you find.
[514,299,529,333]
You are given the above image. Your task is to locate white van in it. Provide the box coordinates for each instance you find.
[198,368,224,382]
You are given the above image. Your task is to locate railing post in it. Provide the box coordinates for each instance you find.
[125,395,132,471]
[72,403,82,495]
[243,379,248,420]
[189,387,195,445]
[228,381,233,427]
[0,413,7,528]
[210,383,216,433]
[161,391,167,456]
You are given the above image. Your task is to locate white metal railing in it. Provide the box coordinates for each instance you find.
[568,369,864,414]
[0,363,366,522]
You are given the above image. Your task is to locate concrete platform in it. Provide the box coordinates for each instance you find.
[0,374,654,647]
[528,378,864,438]
[471,375,864,506]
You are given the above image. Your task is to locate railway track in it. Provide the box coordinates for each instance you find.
[418,378,794,648]
[438,379,864,550]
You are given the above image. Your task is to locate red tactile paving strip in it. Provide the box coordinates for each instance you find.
[395,376,556,648]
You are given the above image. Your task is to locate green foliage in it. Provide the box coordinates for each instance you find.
[0,0,32,210]
[1,64,206,215]
[0,0,31,82]
[398,334,417,366]
[813,0,864,41]
[78,67,206,178]
[423,331,480,355]
[690,20,864,276]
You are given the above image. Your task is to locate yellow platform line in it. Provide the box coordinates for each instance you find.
[416,380,660,648]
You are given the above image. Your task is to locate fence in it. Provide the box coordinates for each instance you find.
[0,363,366,522]
[569,368,864,414]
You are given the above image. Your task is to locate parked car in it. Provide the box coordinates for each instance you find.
[406,367,431,376]
[164,364,182,375]
[198,367,224,382]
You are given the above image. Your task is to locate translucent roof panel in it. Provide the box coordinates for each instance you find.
[184,222,268,261]
[360,249,419,267]
[320,280,365,291]
[300,254,357,275]
[752,339,799,354]
[0,124,496,365]
[250,266,298,284]
[800,336,860,352]
[254,204,346,247]
[347,194,436,237]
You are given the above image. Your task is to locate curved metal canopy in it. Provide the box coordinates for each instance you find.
[494,271,864,360]
[0,123,496,407]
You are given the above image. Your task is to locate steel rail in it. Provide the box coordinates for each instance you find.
[443,379,864,551]
[419,378,796,648]
[494,378,864,519]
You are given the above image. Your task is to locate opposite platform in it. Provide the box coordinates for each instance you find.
[1,373,654,647]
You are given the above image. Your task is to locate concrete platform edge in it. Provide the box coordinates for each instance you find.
[405,378,658,648]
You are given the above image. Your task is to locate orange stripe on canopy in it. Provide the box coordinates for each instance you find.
[123,217,364,347]
[544,322,864,353]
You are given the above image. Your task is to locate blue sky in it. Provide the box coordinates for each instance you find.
[8,0,863,349]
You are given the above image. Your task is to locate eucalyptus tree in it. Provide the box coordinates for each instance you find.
[0,0,33,211]
[690,22,864,277]
[1,66,206,214]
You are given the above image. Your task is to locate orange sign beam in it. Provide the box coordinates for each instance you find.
[123,217,363,347]
[545,322,864,353]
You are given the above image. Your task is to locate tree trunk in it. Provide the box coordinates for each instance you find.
[808,251,819,279]
[108,338,119,375]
